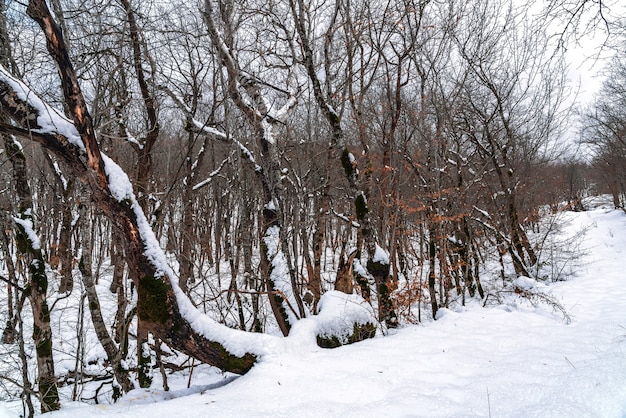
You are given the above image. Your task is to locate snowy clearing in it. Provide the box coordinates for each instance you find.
[2,205,626,417]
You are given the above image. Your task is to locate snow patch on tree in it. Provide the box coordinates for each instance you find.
[372,244,389,265]
[353,259,369,278]
[13,216,41,250]
[263,225,300,326]
[262,119,275,145]
[265,200,277,211]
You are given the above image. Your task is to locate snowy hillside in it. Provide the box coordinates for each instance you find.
[1,203,625,417]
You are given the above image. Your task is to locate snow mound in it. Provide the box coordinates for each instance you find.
[511,276,546,292]
[314,291,377,344]
[372,244,389,264]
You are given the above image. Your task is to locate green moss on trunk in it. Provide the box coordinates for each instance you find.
[137,276,170,324]
[367,259,398,329]
[316,322,377,348]
[137,341,153,388]
[209,341,257,374]
[38,375,61,413]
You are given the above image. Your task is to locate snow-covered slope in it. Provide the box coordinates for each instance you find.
[3,205,626,418]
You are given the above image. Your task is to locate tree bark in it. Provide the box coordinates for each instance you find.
[0,6,59,395]
[116,0,161,387]
[0,212,17,344]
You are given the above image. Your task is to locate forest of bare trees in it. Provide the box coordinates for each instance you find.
[0,0,622,414]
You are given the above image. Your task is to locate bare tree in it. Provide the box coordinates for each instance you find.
[1,0,258,374]
[288,0,399,328]
[0,1,59,411]
[582,47,626,208]
[203,0,302,335]
[1,134,60,412]
[453,0,569,277]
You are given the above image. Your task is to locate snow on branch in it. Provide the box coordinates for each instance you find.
[187,118,225,140]
[192,155,230,191]
[267,72,300,124]
[51,160,69,191]
[190,119,262,172]
[160,84,262,173]
[0,65,84,150]
[271,92,298,123]
[473,206,492,219]
[13,216,41,250]
[0,64,277,358]
[159,85,203,123]
[124,129,144,150]
[330,206,361,228]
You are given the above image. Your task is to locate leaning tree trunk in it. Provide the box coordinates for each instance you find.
[118,0,161,388]
[0,76,259,373]
[0,0,258,375]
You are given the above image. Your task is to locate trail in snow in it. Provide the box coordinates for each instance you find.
[2,205,625,418]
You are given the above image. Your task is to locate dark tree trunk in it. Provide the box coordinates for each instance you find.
[57,178,74,294]
[4,133,60,413]
[0,212,17,344]
[428,228,439,319]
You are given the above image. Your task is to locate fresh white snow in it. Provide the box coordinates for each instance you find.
[1,204,625,417]
[372,244,389,265]
[314,291,377,344]
[0,66,84,150]
[12,216,41,250]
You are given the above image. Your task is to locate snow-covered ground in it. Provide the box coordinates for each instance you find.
[2,204,626,417]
